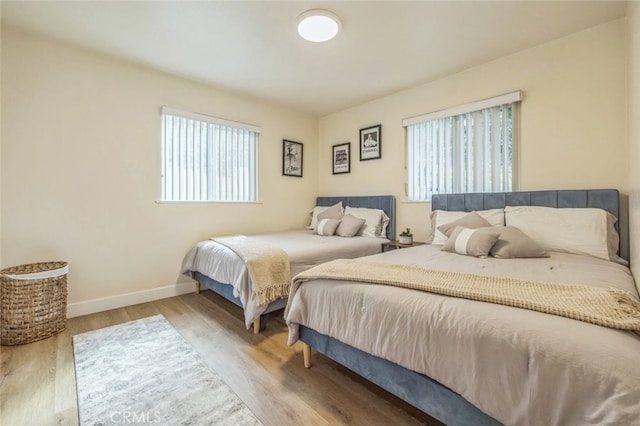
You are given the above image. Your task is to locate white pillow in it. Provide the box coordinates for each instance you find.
[504,206,626,264]
[428,209,505,245]
[344,206,390,238]
[307,202,343,230]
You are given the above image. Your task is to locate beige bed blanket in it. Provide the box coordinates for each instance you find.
[285,247,640,425]
[213,235,290,305]
[289,258,640,331]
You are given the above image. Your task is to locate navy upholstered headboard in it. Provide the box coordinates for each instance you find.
[431,189,620,241]
[316,195,395,240]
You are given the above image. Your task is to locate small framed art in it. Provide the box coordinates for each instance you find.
[332,142,351,174]
[359,124,381,161]
[283,139,303,177]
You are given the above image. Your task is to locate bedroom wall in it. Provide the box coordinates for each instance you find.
[0,27,318,316]
[628,2,640,283]
[0,26,2,268]
[317,19,628,257]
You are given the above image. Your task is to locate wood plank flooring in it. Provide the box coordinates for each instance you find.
[1,291,443,425]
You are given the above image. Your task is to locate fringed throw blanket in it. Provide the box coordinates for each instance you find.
[288,259,640,331]
[213,236,291,305]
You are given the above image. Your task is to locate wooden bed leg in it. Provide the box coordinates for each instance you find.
[253,320,260,334]
[303,343,311,368]
[194,281,201,294]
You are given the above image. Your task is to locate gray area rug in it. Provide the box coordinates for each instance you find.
[73,314,262,426]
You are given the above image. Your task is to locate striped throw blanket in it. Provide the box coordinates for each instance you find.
[213,235,291,305]
[287,259,640,331]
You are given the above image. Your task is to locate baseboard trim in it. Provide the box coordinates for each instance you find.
[67,281,195,318]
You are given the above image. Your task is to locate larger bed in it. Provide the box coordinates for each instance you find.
[182,195,395,332]
[285,189,640,425]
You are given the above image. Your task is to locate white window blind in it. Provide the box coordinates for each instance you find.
[161,107,259,202]
[404,92,520,201]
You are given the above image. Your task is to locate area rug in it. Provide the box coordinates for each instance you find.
[73,314,262,426]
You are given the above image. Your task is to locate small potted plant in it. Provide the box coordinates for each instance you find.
[399,228,413,245]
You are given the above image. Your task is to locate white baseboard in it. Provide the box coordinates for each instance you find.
[67,281,196,318]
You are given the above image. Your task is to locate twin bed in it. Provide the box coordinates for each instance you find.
[181,195,395,333]
[285,189,640,425]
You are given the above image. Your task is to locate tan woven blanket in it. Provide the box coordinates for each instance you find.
[288,259,640,331]
[213,236,291,305]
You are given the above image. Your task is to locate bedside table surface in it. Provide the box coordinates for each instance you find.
[381,241,426,252]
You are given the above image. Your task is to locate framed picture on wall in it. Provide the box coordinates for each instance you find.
[282,139,303,177]
[359,124,381,161]
[332,142,351,174]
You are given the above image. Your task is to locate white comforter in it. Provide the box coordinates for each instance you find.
[182,229,387,328]
[285,245,640,425]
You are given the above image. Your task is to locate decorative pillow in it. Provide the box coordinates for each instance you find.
[504,206,626,264]
[308,206,328,230]
[335,214,366,237]
[427,209,504,245]
[489,226,549,258]
[316,218,341,236]
[344,206,389,238]
[308,202,343,230]
[437,212,491,238]
[441,227,500,258]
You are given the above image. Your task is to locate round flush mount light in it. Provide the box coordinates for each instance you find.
[297,9,341,42]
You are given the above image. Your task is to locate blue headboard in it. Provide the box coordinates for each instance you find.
[316,195,395,240]
[431,189,619,220]
[431,189,621,249]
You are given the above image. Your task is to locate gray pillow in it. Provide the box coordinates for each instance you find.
[316,218,341,236]
[490,226,549,258]
[437,212,492,238]
[442,226,499,258]
[317,202,344,222]
[335,214,366,237]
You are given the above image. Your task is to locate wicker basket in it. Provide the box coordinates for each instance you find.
[1,261,68,345]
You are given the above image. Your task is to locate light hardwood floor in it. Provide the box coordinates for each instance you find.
[1,291,443,425]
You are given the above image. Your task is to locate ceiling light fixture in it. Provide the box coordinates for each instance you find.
[297,9,341,42]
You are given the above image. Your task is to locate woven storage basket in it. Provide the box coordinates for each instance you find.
[1,261,68,345]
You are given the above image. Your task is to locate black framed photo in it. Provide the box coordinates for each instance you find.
[282,140,303,177]
[360,124,381,161]
[332,142,351,174]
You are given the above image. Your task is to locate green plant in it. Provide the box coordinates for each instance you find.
[400,228,412,237]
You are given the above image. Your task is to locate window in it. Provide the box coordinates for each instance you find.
[161,107,259,202]
[404,91,521,201]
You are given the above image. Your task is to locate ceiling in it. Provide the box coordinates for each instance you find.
[0,1,628,117]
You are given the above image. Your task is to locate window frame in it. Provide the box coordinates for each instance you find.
[403,92,521,202]
[159,106,260,203]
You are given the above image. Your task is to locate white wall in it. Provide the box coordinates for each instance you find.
[1,27,318,315]
[318,20,628,256]
[1,15,634,316]
[628,2,640,284]
[0,23,3,268]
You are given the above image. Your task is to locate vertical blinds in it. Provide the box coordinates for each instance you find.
[406,103,514,201]
[161,108,258,202]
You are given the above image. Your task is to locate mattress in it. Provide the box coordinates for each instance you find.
[182,229,387,327]
[285,244,640,425]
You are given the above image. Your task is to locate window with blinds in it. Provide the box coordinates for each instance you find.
[404,92,520,202]
[161,107,259,202]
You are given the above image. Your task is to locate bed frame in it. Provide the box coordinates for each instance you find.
[194,194,395,333]
[299,189,620,425]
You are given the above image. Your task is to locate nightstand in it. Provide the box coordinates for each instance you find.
[381,241,426,252]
